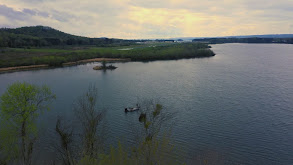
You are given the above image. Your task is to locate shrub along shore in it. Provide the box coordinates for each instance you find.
[0,43,215,72]
[0,58,129,73]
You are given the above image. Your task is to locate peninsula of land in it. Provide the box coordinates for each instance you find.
[0,26,215,73]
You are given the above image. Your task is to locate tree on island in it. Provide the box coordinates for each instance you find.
[93,60,117,70]
[102,60,107,69]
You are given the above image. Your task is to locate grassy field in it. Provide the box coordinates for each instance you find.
[0,42,215,68]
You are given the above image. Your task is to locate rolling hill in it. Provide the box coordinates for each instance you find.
[0,26,136,47]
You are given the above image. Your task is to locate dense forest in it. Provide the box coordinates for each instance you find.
[0,26,139,47]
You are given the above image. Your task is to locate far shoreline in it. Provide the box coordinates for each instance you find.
[0,55,217,74]
[0,58,131,74]
[0,43,216,73]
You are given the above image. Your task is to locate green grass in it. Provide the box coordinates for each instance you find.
[0,43,215,68]
[11,48,71,53]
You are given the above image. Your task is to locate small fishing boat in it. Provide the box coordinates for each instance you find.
[125,104,140,113]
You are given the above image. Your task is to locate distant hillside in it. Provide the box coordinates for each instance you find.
[192,37,293,44]
[171,34,293,41]
[225,34,293,39]
[0,26,136,47]
[2,26,76,38]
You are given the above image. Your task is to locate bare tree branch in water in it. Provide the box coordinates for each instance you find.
[0,154,7,165]
[55,118,75,165]
[131,99,177,165]
[138,99,176,142]
[73,85,106,159]
[53,85,106,164]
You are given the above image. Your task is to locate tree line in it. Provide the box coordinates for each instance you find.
[192,37,293,44]
[0,26,138,48]
[0,43,215,68]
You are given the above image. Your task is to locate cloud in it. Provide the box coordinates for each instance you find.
[51,10,75,22]
[37,11,49,18]
[0,4,50,20]
[0,0,292,38]
[22,8,37,15]
[0,5,25,20]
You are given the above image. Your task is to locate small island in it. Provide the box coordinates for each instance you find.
[93,61,117,70]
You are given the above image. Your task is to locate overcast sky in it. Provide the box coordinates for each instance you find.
[0,0,292,39]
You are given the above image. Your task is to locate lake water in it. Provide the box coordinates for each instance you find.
[0,44,293,164]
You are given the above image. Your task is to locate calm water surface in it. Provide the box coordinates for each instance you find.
[0,44,293,164]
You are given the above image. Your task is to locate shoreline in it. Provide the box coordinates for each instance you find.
[0,58,131,73]
[62,58,131,66]
[0,64,49,73]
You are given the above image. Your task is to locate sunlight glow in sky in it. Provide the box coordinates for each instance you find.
[0,0,293,39]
